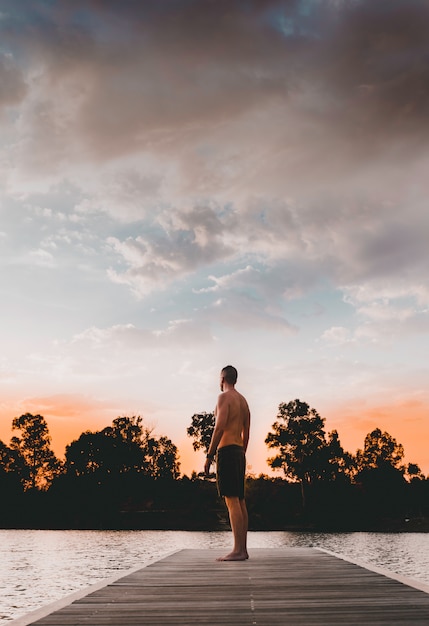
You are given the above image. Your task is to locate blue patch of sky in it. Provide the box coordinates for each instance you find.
[2,183,159,267]
[0,197,49,256]
[62,3,143,47]
[0,1,54,25]
[266,0,323,39]
[208,201,235,222]
[0,44,27,79]
[0,225,149,338]
[159,258,284,332]
[61,6,116,43]
[109,219,147,242]
[0,190,135,332]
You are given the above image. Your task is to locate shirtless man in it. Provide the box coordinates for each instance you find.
[204,365,251,561]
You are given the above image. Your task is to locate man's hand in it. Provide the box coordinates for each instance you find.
[204,456,213,476]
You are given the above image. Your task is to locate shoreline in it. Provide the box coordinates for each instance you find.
[1,517,429,533]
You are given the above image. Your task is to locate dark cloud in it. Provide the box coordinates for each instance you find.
[3,0,429,164]
[314,0,429,150]
[0,53,27,108]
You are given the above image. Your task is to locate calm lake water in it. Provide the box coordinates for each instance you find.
[1,530,429,623]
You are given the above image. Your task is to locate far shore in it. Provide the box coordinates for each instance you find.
[2,516,429,533]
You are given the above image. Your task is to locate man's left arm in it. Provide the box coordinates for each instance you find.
[204,394,229,474]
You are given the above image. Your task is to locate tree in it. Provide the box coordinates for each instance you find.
[265,399,329,508]
[65,416,180,480]
[11,414,61,490]
[110,416,145,445]
[323,430,354,482]
[355,428,407,519]
[0,440,23,522]
[65,431,130,477]
[103,415,150,474]
[406,463,425,482]
[0,439,25,487]
[0,440,24,476]
[146,436,181,479]
[355,428,405,473]
[10,413,61,490]
[187,412,215,454]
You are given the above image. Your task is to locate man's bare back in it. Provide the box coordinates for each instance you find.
[216,389,250,451]
[204,366,250,562]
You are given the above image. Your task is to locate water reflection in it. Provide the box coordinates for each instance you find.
[1,530,429,623]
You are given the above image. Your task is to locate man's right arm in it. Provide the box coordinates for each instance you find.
[204,393,229,475]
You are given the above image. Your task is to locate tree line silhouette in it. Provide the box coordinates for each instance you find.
[0,400,428,531]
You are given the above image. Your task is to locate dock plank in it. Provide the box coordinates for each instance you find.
[21,548,429,625]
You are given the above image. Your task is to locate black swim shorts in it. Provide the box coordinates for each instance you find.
[216,445,245,500]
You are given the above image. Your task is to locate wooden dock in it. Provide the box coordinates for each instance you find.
[11,548,429,625]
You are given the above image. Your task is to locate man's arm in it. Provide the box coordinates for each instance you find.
[204,393,229,475]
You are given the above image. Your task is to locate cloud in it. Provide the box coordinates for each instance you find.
[71,320,214,351]
[209,292,297,333]
[24,248,56,268]
[106,205,235,295]
[195,265,262,294]
[0,52,27,110]
[2,0,429,172]
[340,280,429,343]
[75,167,165,222]
[354,310,429,345]
[1,0,428,337]
[321,326,353,345]
[2,0,429,478]
[153,318,213,344]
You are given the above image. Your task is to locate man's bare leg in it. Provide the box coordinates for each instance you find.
[217,496,249,561]
[240,498,248,557]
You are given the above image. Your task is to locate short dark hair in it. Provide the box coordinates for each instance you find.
[221,365,238,385]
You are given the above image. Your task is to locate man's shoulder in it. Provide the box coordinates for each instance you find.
[218,389,233,401]
[218,389,240,404]
[219,389,248,405]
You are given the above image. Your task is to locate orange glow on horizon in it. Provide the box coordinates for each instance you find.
[1,394,428,477]
[327,397,429,475]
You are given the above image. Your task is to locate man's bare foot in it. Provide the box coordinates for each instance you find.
[216,551,249,561]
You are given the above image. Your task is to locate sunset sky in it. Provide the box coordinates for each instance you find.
[1,0,429,477]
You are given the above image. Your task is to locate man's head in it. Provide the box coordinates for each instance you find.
[221,365,238,389]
